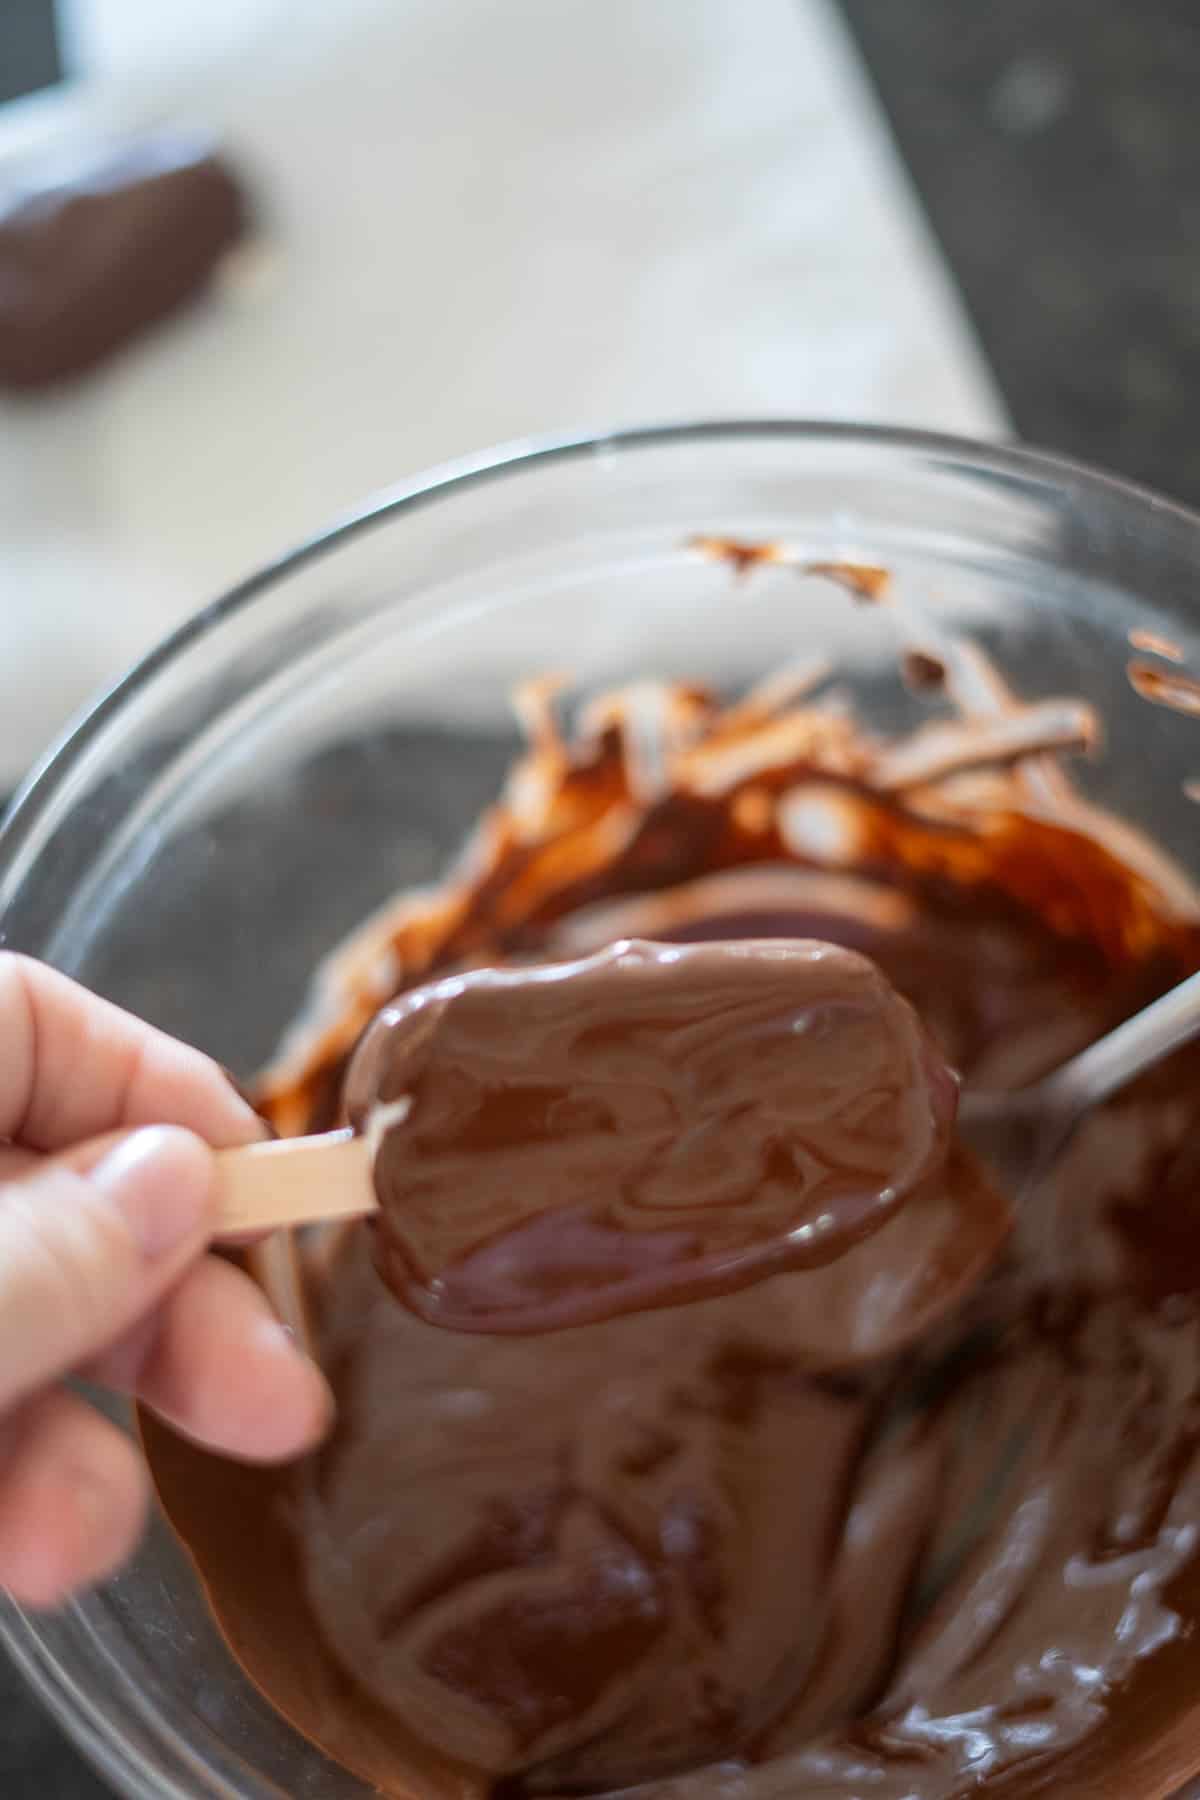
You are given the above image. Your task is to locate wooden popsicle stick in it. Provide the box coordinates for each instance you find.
[214,1129,378,1235]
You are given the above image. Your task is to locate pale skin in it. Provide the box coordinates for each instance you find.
[0,952,332,1609]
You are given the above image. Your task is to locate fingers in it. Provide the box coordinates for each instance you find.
[92,1255,332,1464]
[0,1387,147,1609]
[0,952,265,1153]
[0,1127,216,1413]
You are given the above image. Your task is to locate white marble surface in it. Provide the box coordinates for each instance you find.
[0,0,1006,784]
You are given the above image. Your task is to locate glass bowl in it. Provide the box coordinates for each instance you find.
[3,421,1200,1800]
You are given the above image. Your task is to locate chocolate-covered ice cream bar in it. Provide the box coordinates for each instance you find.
[0,133,245,389]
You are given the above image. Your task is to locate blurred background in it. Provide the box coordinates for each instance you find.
[1,0,1005,802]
[0,1,1198,1789]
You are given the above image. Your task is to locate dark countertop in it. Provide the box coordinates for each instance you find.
[840,0,1200,506]
[4,1,1200,1794]
[0,0,58,107]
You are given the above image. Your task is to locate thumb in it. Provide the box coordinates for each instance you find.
[0,1127,216,1414]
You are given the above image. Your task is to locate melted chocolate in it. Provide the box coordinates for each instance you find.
[900,648,947,693]
[687,538,891,603]
[1128,628,1185,664]
[142,640,1200,1800]
[689,535,788,576]
[800,561,891,604]
[1128,659,1200,718]
[350,938,985,1335]
[0,134,244,390]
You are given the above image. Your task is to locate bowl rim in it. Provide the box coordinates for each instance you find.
[0,1601,228,1800]
[5,413,1200,1797]
[5,414,1200,874]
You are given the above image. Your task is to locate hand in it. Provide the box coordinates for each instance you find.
[0,953,332,1609]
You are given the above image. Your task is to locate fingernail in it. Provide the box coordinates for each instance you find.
[257,1318,307,1362]
[92,1127,214,1260]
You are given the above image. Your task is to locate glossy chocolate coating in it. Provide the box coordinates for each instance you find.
[349,938,977,1334]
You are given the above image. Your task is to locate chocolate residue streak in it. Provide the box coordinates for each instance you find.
[900,648,947,693]
[1129,659,1200,717]
[143,576,1200,1800]
[802,560,891,604]
[688,537,891,603]
[1129,628,1185,663]
[689,536,786,577]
